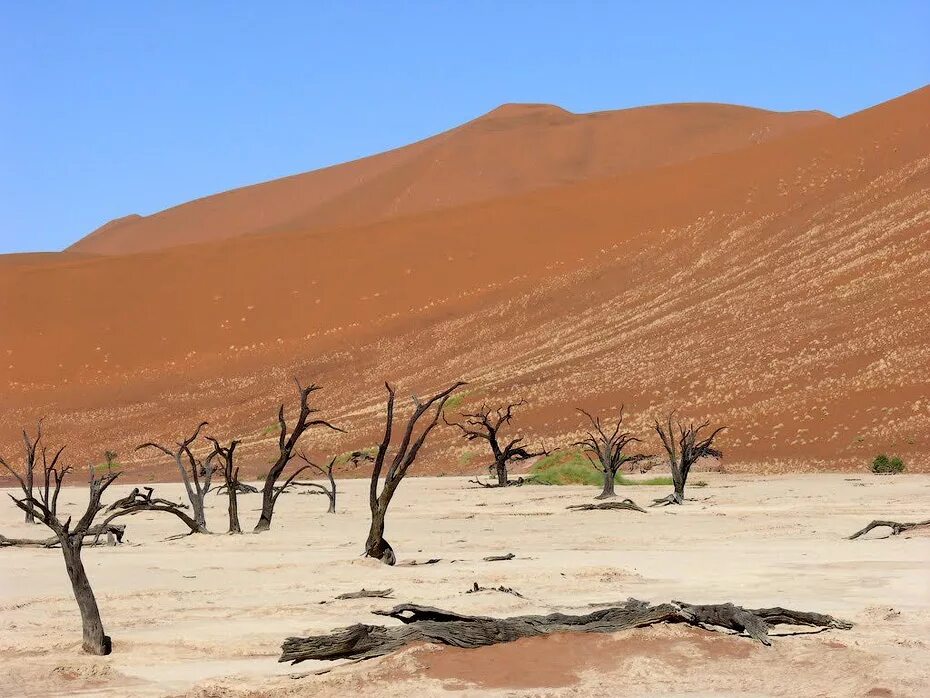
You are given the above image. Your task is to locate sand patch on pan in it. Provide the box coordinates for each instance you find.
[407,625,753,689]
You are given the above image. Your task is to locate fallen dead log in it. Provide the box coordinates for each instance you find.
[567,498,646,513]
[280,599,852,664]
[483,553,515,561]
[848,518,930,539]
[1,523,126,548]
[466,582,525,598]
[334,588,394,601]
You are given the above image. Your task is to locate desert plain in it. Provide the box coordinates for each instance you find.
[1,471,928,697]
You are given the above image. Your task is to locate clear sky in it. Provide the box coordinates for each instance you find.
[1,2,928,254]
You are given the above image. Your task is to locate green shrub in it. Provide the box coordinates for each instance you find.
[527,450,602,485]
[870,454,905,474]
[442,391,468,414]
[526,449,673,487]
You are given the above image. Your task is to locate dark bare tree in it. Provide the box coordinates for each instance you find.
[574,407,651,499]
[1,449,119,655]
[136,422,217,532]
[366,381,466,564]
[652,412,725,506]
[0,419,49,524]
[254,380,343,532]
[294,452,338,513]
[206,437,243,533]
[445,399,546,487]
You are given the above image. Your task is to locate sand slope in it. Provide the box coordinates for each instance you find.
[0,88,928,475]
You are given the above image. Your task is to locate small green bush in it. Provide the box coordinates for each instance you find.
[870,454,905,474]
[526,449,672,487]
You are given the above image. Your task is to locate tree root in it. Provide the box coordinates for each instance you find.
[279,599,852,664]
[395,558,442,567]
[568,499,646,513]
[848,518,930,539]
[650,492,684,507]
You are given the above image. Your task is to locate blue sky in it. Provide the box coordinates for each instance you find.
[1,2,928,254]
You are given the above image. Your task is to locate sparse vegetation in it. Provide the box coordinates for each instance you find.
[870,454,905,474]
[527,450,671,487]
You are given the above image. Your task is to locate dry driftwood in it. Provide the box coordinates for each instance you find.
[483,552,515,561]
[280,599,852,664]
[848,518,930,539]
[466,581,525,598]
[334,588,394,600]
[567,498,647,513]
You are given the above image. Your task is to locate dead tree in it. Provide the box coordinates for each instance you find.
[0,419,50,524]
[280,599,852,663]
[1,451,119,655]
[366,381,466,564]
[293,452,338,513]
[136,422,217,532]
[445,399,546,487]
[652,412,725,506]
[574,407,651,499]
[254,380,343,532]
[206,437,243,533]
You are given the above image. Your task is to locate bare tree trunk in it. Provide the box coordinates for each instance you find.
[325,490,336,514]
[494,458,508,487]
[365,507,395,565]
[24,467,35,523]
[61,542,111,655]
[598,467,617,499]
[672,466,686,503]
[227,487,241,533]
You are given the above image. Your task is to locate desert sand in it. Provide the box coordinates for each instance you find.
[1,88,928,474]
[2,472,928,696]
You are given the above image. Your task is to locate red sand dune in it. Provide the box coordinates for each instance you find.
[68,102,831,255]
[1,87,928,478]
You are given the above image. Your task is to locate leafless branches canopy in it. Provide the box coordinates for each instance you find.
[574,406,651,499]
[652,412,725,505]
[446,399,546,487]
[0,419,52,524]
[207,437,243,533]
[254,380,343,532]
[136,422,216,532]
[293,453,339,513]
[366,381,466,564]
